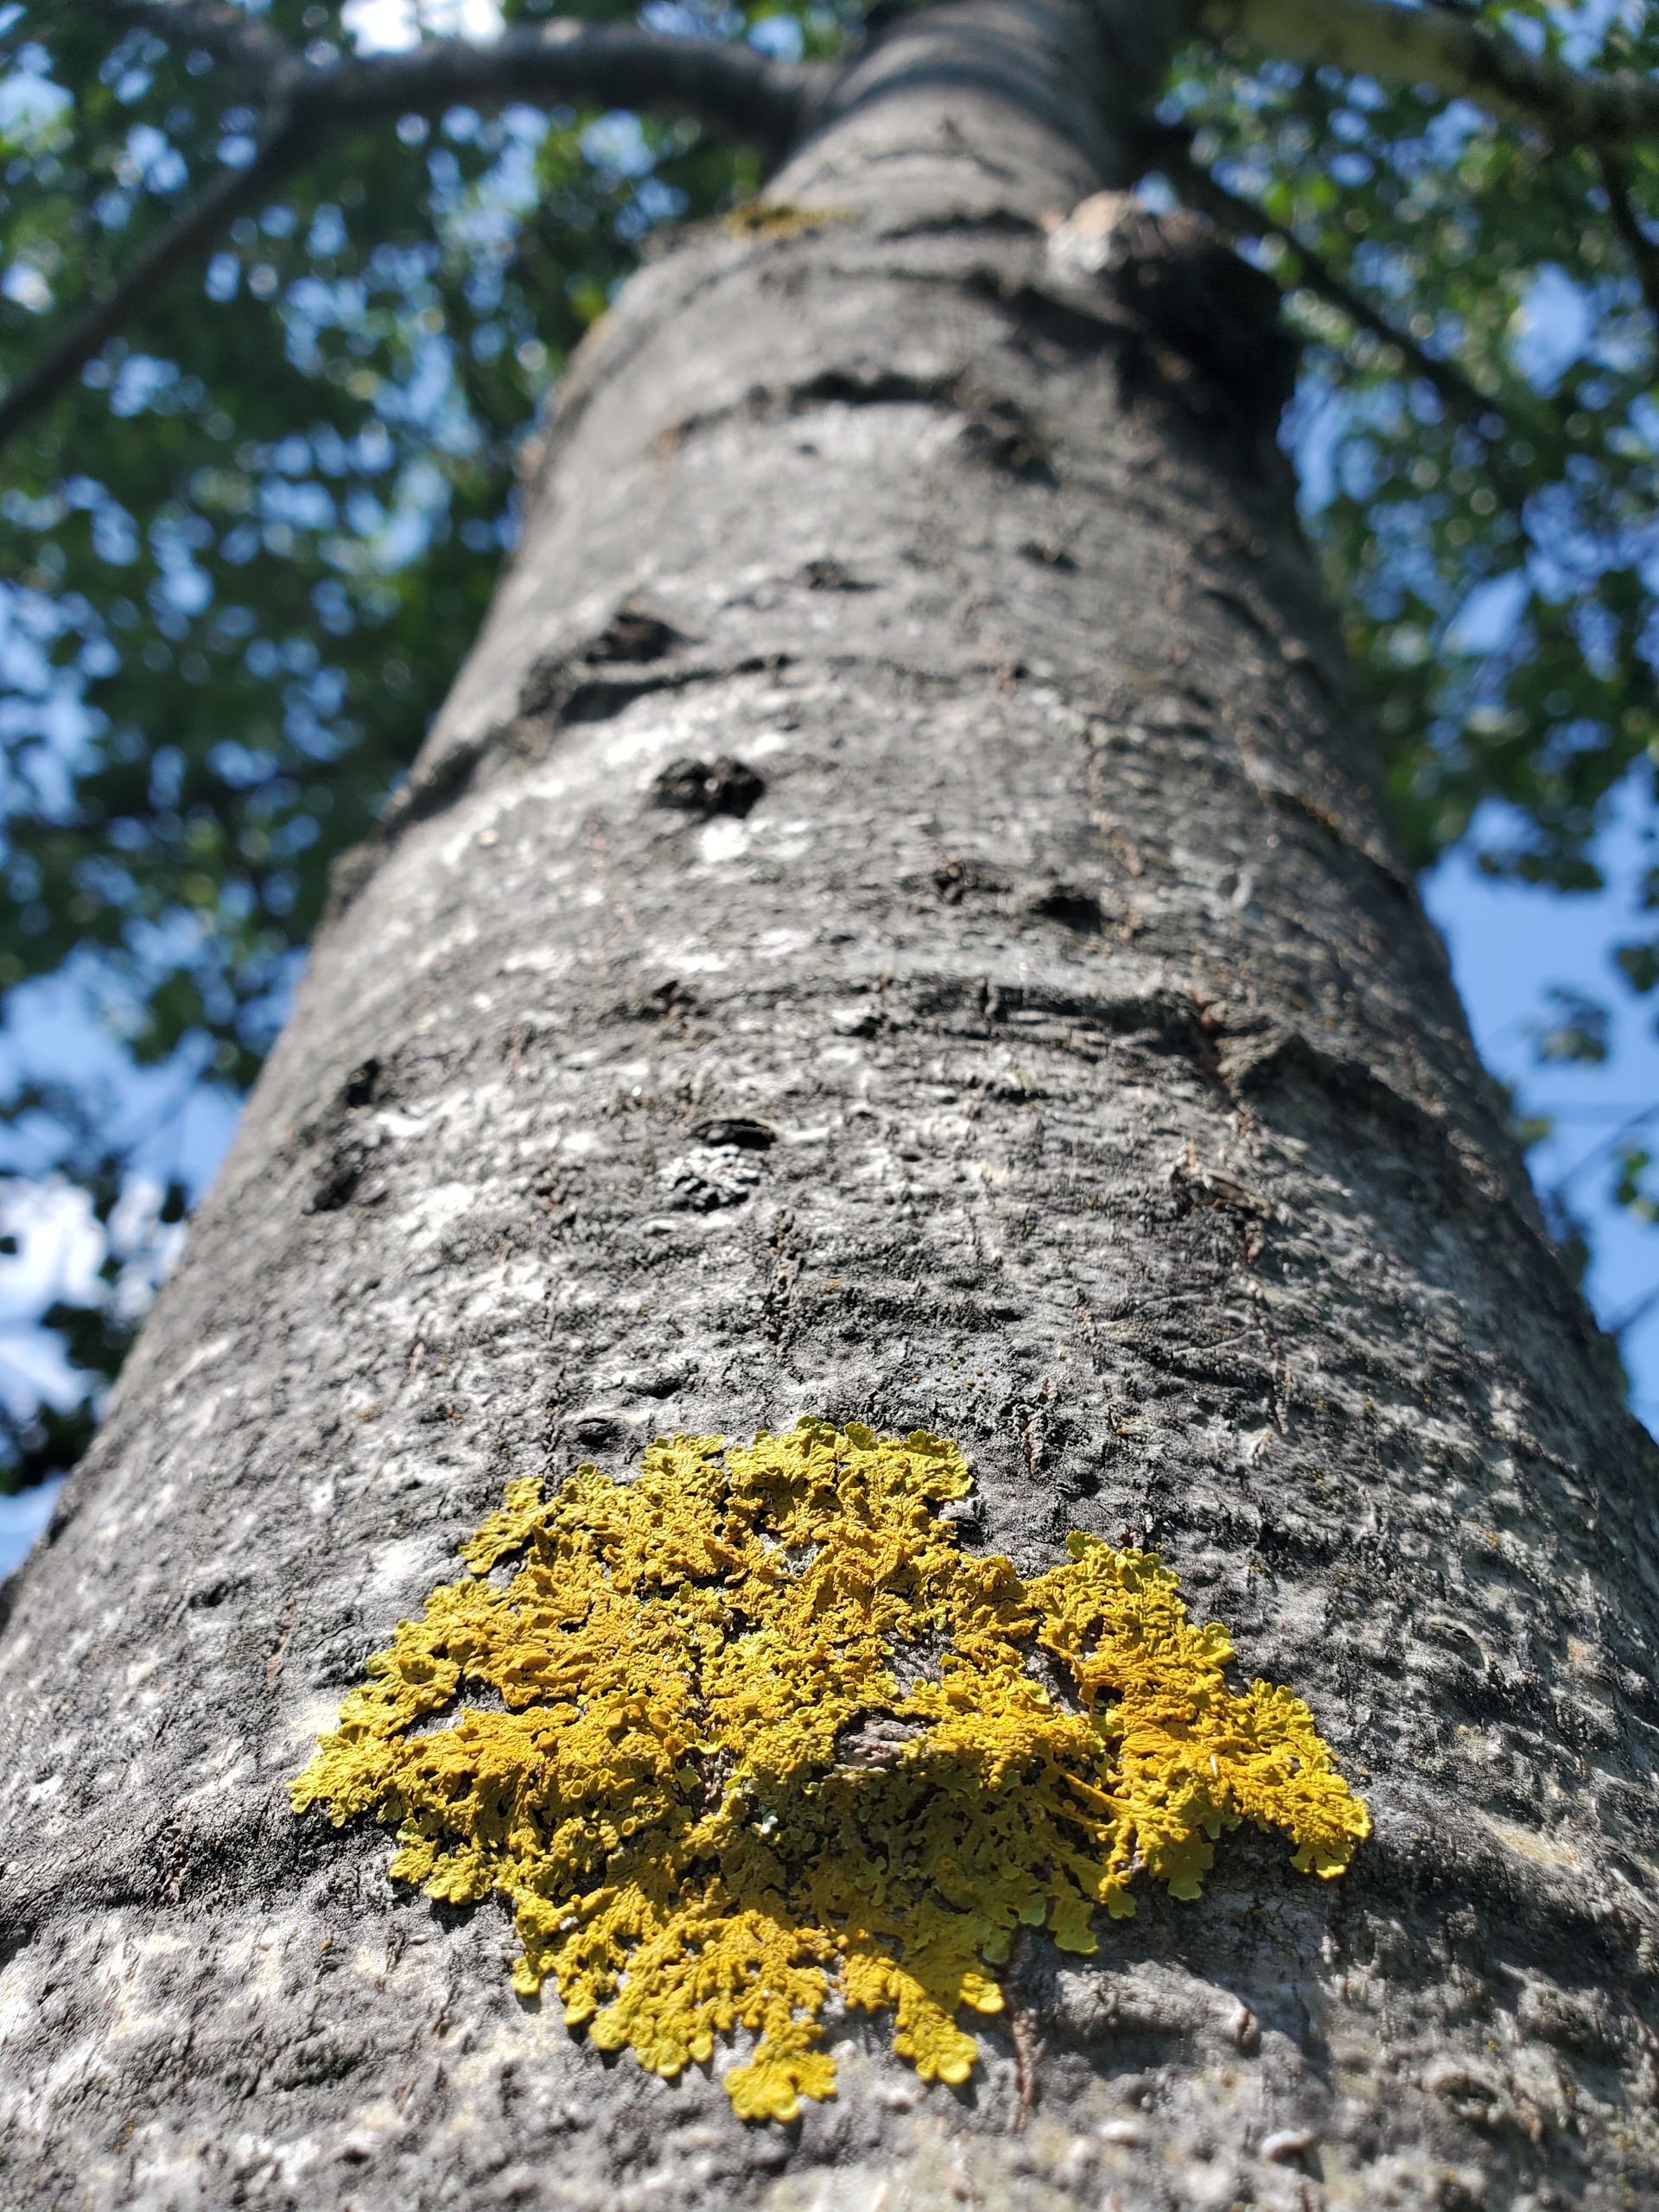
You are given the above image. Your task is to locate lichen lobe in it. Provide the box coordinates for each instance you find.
[291,1420,1368,2121]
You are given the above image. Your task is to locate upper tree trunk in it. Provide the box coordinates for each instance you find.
[3,6,1657,2207]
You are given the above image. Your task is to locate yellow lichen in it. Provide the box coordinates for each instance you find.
[291,1421,1368,2121]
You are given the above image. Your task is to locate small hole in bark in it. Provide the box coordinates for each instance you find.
[188,1573,248,1611]
[343,1057,382,1109]
[652,757,766,818]
[587,608,685,664]
[798,556,875,592]
[310,1158,362,1214]
[690,1117,777,1151]
[1030,887,1103,933]
[565,1409,634,1450]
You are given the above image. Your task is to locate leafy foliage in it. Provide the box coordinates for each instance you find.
[1163,0,1657,1319]
[1,0,1656,1486]
[0,0,823,1485]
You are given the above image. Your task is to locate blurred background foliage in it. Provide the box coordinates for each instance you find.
[0,0,1656,1496]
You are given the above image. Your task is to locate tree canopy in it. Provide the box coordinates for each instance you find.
[1,0,1656,1492]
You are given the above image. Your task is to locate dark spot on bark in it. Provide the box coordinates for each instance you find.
[689,1117,777,1151]
[932,856,1008,906]
[343,1057,382,1109]
[382,738,487,834]
[972,268,1121,355]
[565,1408,634,1450]
[1106,208,1297,435]
[1030,886,1103,932]
[652,757,766,817]
[958,404,1055,484]
[1167,1160,1268,1219]
[518,658,570,720]
[303,1063,394,1214]
[309,1156,363,1214]
[585,607,686,664]
[636,1365,691,1399]
[518,607,688,721]
[321,839,378,925]
[266,2031,375,2092]
[1020,539,1076,570]
[798,556,875,591]
[524,651,798,755]
[559,681,647,727]
[187,1573,248,1611]
[790,366,957,411]
[632,978,697,1022]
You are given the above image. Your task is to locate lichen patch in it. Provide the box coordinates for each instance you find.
[291,1421,1367,2121]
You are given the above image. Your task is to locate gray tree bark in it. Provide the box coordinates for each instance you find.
[3,4,1657,2208]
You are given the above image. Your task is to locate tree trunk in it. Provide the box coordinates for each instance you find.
[3,6,1656,2207]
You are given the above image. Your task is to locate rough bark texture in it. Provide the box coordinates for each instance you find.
[3,5,1658,2208]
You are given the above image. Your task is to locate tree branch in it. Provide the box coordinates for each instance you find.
[0,23,824,456]
[0,115,315,455]
[1200,0,1659,149]
[73,8,817,151]
[65,0,300,86]
[1608,1274,1659,1343]
[1598,150,1659,348]
[308,24,820,152]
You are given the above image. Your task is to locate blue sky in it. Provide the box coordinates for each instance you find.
[1427,805,1659,1419]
